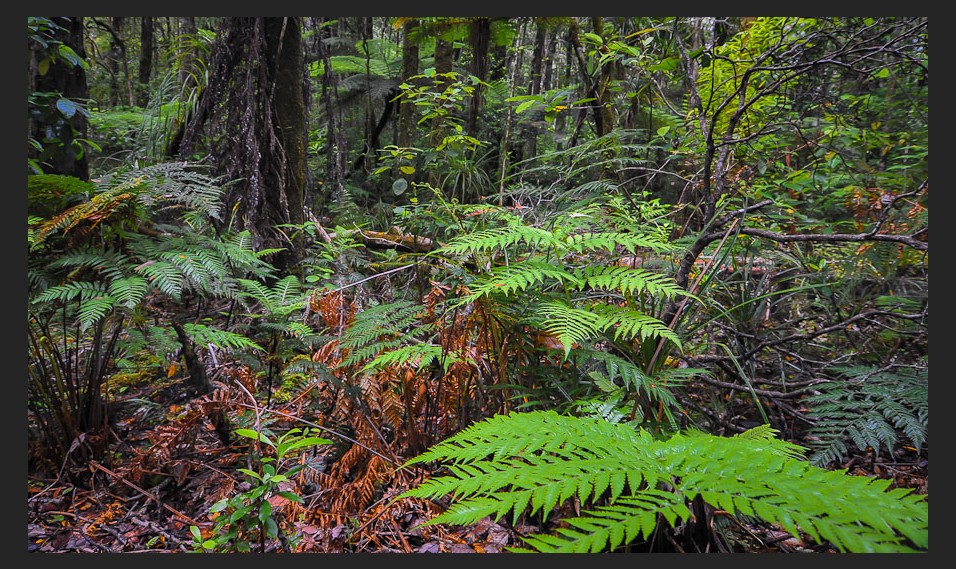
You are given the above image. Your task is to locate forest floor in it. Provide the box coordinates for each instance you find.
[26,375,929,554]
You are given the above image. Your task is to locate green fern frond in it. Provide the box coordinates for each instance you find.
[135,260,185,300]
[806,362,928,466]
[76,295,117,328]
[336,300,429,369]
[339,338,405,369]
[532,301,682,357]
[31,281,108,305]
[573,265,685,299]
[565,232,677,256]
[400,411,928,553]
[590,303,682,350]
[46,249,130,281]
[573,349,653,394]
[462,260,580,303]
[182,323,264,353]
[525,490,691,553]
[107,276,149,308]
[435,224,559,256]
[161,249,214,286]
[108,162,225,223]
[535,301,604,355]
[570,348,698,427]
[362,343,461,373]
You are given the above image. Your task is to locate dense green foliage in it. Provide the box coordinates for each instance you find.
[27,16,927,553]
[400,410,928,553]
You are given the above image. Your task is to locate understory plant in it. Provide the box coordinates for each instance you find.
[399,410,928,553]
[27,163,277,466]
[191,427,331,552]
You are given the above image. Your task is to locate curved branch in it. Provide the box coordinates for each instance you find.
[701,226,928,252]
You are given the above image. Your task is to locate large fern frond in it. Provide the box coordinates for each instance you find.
[573,265,685,300]
[565,232,678,256]
[435,224,559,257]
[337,300,431,369]
[461,260,580,303]
[400,410,928,553]
[805,361,929,466]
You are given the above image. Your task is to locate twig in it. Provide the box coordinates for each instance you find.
[88,461,204,527]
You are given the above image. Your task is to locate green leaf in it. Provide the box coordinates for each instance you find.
[392,178,408,195]
[235,428,275,448]
[276,436,332,459]
[516,99,538,114]
[237,468,263,481]
[55,98,78,119]
[258,501,273,524]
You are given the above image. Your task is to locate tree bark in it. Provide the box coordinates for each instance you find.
[398,19,420,149]
[177,17,308,274]
[466,17,490,136]
[265,16,308,272]
[137,17,153,107]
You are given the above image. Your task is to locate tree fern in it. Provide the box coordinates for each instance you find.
[805,361,929,466]
[400,410,928,553]
[460,260,581,303]
[572,265,685,299]
[435,224,558,256]
[336,300,432,370]
[423,200,689,425]
[181,323,264,353]
[362,342,461,373]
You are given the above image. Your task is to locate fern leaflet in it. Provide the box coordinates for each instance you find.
[400,410,928,553]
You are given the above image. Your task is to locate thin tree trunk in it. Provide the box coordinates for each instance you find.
[497,21,524,205]
[316,17,349,206]
[467,17,490,136]
[137,17,153,107]
[398,19,420,149]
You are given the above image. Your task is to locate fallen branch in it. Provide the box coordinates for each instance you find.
[88,461,205,528]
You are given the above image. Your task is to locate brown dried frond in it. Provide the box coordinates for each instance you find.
[123,394,230,486]
[124,405,206,485]
[219,365,257,393]
[326,451,393,517]
[311,339,342,370]
[315,289,355,332]
[375,369,405,432]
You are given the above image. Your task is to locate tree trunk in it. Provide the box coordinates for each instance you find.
[177,17,308,274]
[466,17,490,136]
[265,16,308,272]
[397,19,420,149]
[315,17,350,210]
[137,17,153,107]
